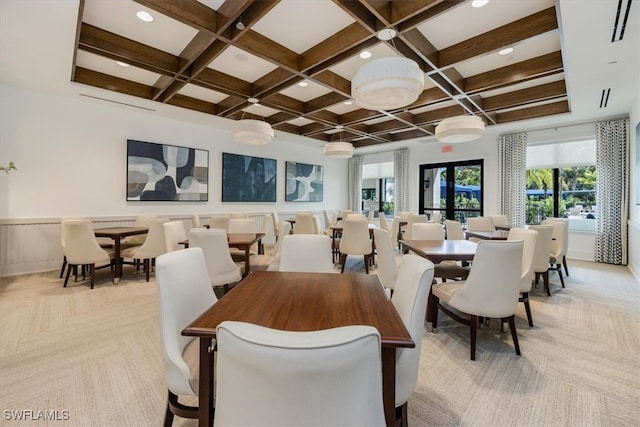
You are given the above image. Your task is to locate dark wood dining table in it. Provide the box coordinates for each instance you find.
[94,227,148,283]
[181,232,265,277]
[182,271,413,427]
[464,230,509,240]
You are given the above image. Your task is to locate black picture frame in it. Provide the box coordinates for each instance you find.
[127,139,209,201]
[285,161,324,202]
[222,152,277,202]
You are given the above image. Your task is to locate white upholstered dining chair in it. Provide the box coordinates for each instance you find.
[339,215,373,273]
[188,228,242,292]
[507,227,538,327]
[213,321,385,427]
[155,247,218,426]
[372,228,399,294]
[277,234,334,273]
[121,218,168,282]
[63,219,114,289]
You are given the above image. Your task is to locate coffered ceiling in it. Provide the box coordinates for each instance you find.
[70,0,575,148]
[2,1,635,150]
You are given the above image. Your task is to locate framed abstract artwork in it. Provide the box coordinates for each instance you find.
[126,139,208,201]
[222,153,277,202]
[285,161,324,202]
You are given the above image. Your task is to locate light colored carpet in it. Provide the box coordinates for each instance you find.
[0,258,638,426]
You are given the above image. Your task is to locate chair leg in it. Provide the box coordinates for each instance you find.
[431,294,440,330]
[544,271,551,296]
[165,390,198,425]
[363,255,369,274]
[340,254,347,273]
[164,391,175,427]
[506,315,521,356]
[521,292,534,327]
[470,315,478,361]
[144,259,150,282]
[90,264,96,289]
[557,266,565,288]
[563,255,569,276]
[396,402,408,427]
[59,256,67,279]
[64,263,73,287]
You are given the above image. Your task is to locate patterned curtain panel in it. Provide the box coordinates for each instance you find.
[393,148,409,215]
[348,155,362,212]
[595,118,629,265]
[498,132,527,227]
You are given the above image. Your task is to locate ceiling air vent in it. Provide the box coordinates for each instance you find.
[599,88,611,108]
[611,0,633,42]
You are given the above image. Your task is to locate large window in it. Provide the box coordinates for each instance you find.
[419,160,484,223]
[526,139,596,229]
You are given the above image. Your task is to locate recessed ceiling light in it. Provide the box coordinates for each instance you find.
[116,61,130,67]
[136,11,154,22]
[472,0,490,8]
[298,80,309,87]
[359,51,372,59]
[499,47,514,55]
[335,125,344,129]
[248,97,259,104]
[377,28,397,41]
[344,100,353,105]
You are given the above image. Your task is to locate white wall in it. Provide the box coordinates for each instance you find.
[0,85,348,218]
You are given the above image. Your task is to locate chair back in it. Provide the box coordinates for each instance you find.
[63,220,111,265]
[126,214,157,245]
[507,228,538,292]
[323,210,333,229]
[312,215,322,234]
[445,220,465,240]
[389,217,401,247]
[367,210,375,223]
[208,215,230,231]
[228,218,256,234]
[448,241,523,318]
[466,216,495,232]
[265,222,293,271]
[488,214,509,228]
[214,321,385,427]
[278,234,334,272]
[373,228,399,291]
[155,248,217,396]
[293,212,315,234]
[378,212,390,232]
[271,212,280,236]
[430,211,442,224]
[191,214,202,228]
[391,254,435,407]
[339,216,372,256]
[230,212,249,219]
[188,228,242,287]
[163,221,187,253]
[60,216,87,251]
[542,219,568,259]
[528,225,554,274]
[397,211,411,220]
[412,222,445,240]
[403,214,427,240]
[131,218,169,259]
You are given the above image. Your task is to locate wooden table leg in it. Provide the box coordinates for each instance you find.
[381,347,396,427]
[243,247,250,277]
[198,338,214,427]
[113,238,122,284]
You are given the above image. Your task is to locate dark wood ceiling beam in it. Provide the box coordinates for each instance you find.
[235,30,300,71]
[396,1,465,33]
[389,128,430,141]
[497,100,569,123]
[73,67,155,99]
[306,92,350,113]
[465,51,564,94]
[300,23,372,71]
[78,24,179,75]
[439,7,558,68]
[191,68,252,98]
[400,28,439,68]
[133,0,219,33]
[166,94,218,115]
[313,70,352,96]
[413,104,466,125]
[332,0,382,33]
[483,80,567,112]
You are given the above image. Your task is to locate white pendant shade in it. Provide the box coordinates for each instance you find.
[351,57,424,110]
[323,141,354,159]
[435,115,485,143]
[232,119,274,145]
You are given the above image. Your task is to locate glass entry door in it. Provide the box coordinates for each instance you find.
[419,160,483,224]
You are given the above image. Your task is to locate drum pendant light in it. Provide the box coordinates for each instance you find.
[435,115,485,143]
